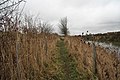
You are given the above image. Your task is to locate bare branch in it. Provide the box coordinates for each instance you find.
[0,0,24,11]
[0,0,9,6]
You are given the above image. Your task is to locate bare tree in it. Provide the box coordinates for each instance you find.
[59,17,69,36]
[40,22,53,34]
[21,14,54,34]
[0,0,26,32]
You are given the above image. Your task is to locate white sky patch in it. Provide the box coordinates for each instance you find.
[24,0,120,35]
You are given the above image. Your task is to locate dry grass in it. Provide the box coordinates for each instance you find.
[64,36,120,80]
[0,32,59,80]
[0,32,120,80]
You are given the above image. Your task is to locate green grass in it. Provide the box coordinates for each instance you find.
[56,40,80,80]
[111,42,120,47]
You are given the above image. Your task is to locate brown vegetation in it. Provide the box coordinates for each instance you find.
[0,32,59,80]
[0,32,120,80]
[64,36,120,80]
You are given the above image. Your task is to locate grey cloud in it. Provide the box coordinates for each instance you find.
[99,21,120,25]
[25,0,120,35]
[60,0,119,8]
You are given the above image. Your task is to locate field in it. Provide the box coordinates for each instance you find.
[0,32,120,80]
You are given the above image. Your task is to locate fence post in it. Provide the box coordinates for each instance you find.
[92,34,97,79]
[45,36,48,55]
[16,32,20,80]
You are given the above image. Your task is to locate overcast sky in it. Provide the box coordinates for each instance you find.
[25,0,120,35]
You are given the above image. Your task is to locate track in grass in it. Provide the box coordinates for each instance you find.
[56,39,80,80]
